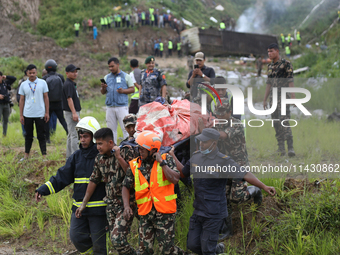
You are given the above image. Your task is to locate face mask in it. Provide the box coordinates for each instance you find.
[200,142,215,155]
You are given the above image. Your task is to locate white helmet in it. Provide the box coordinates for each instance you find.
[75,116,101,143]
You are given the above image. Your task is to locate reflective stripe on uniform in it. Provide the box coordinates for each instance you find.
[157,162,172,187]
[134,161,149,191]
[136,196,151,205]
[165,194,177,201]
[45,181,56,194]
[131,86,139,99]
[73,199,107,208]
[74,177,90,184]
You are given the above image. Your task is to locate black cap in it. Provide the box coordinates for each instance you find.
[196,128,220,142]
[65,64,80,72]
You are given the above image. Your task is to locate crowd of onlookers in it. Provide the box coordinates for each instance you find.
[74,8,186,39]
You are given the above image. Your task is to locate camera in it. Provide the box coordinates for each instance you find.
[194,64,199,69]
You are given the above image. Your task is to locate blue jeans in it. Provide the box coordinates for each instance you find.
[49,111,57,134]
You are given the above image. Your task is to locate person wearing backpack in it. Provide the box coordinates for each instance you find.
[43,59,68,143]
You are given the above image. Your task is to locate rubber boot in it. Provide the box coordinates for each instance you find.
[287,138,296,157]
[219,214,233,241]
[277,140,286,156]
[247,186,263,206]
[215,242,225,254]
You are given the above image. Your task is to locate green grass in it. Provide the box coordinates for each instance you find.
[258,180,340,255]
[1,81,339,253]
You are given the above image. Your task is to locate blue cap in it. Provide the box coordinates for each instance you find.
[196,128,220,142]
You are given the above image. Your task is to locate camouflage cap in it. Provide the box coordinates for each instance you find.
[145,56,155,64]
[215,97,231,115]
[123,114,137,127]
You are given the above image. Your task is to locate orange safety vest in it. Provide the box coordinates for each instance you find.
[130,154,177,215]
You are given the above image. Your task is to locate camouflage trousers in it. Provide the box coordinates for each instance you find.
[138,208,186,255]
[271,106,293,142]
[226,179,251,204]
[106,203,136,255]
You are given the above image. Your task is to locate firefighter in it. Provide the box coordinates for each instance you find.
[35,117,108,255]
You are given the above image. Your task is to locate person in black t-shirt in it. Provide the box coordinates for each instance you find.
[63,64,82,159]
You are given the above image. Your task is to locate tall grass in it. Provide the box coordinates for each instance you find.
[260,180,340,255]
[175,183,194,249]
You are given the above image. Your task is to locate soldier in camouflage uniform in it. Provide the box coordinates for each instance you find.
[214,98,262,204]
[121,114,137,143]
[139,56,167,106]
[75,128,137,255]
[120,114,139,158]
[122,131,187,255]
[263,43,296,157]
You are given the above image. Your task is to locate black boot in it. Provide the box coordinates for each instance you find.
[277,140,285,156]
[287,138,295,157]
[247,186,262,206]
[219,214,233,241]
[215,242,225,254]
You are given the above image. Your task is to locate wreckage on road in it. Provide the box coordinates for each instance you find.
[181,27,278,56]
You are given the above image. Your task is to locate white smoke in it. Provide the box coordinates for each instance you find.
[236,0,291,34]
[236,7,263,33]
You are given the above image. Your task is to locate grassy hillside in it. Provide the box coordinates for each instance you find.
[267,0,339,34]
[35,0,256,47]
[290,21,340,79]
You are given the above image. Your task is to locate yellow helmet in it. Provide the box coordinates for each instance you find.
[297,31,300,34]
[288,34,291,36]
[281,33,283,36]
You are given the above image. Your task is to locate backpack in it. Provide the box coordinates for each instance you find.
[45,74,63,102]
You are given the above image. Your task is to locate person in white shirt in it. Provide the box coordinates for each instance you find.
[19,64,49,161]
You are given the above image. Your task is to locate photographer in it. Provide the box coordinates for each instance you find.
[186,52,215,98]
[0,71,16,137]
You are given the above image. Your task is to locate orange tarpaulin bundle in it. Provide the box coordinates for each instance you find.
[136,99,214,147]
